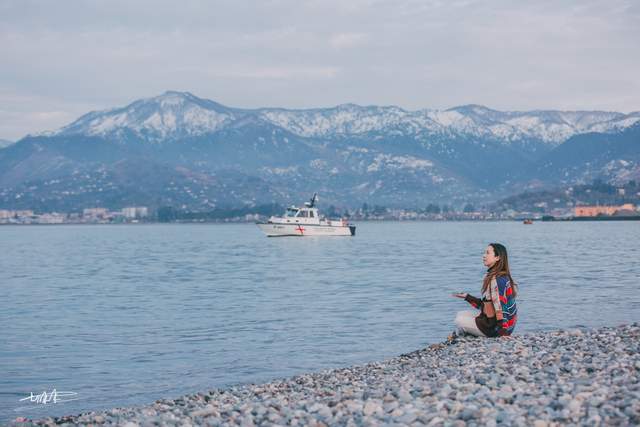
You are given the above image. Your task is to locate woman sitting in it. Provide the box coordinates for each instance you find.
[453,243,518,337]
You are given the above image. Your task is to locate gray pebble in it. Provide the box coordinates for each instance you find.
[9,324,640,427]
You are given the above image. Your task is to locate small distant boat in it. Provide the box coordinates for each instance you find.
[523,219,533,225]
[256,194,356,237]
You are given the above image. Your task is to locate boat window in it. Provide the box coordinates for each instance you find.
[309,211,314,218]
[298,210,308,218]
[286,209,298,217]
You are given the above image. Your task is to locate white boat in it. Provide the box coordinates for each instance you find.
[256,194,356,237]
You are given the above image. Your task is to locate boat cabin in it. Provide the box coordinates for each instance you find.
[280,206,321,224]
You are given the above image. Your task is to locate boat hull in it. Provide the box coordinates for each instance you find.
[256,222,355,237]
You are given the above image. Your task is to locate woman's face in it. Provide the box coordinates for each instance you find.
[483,245,500,268]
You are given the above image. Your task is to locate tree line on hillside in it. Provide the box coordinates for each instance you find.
[156,201,479,222]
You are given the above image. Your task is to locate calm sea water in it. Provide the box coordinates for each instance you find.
[1,221,639,422]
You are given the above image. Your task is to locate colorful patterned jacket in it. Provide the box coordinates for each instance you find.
[464,274,518,336]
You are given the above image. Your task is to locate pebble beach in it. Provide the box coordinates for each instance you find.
[11,323,640,426]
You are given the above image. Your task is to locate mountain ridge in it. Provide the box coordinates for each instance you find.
[1,91,638,211]
[38,91,640,146]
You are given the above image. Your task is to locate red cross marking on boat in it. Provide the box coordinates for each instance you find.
[296,225,305,235]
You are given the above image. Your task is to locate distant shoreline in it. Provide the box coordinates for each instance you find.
[1,216,640,226]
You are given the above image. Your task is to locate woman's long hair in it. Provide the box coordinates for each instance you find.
[482,243,518,297]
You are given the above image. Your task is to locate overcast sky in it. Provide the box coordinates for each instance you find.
[1,0,639,140]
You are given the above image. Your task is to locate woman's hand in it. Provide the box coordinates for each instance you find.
[451,292,468,299]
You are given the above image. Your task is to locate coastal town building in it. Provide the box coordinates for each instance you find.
[83,208,109,219]
[574,203,636,217]
[38,213,66,224]
[122,207,149,219]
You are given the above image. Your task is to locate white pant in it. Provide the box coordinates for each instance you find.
[455,310,487,337]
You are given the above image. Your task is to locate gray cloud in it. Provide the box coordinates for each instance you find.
[1,0,639,140]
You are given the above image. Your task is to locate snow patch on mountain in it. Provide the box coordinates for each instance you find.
[366,154,433,172]
[260,166,299,175]
[588,113,640,133]
[423,110,464,127]
[503,116,575,142]
[309,159,328,169]
[258,105,415,137]
[557,111,622,129]
[602,159,640,184]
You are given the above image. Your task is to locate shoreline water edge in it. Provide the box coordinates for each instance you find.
[10,324,639,426]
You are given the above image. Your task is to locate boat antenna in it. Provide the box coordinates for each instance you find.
[309,193,318,208]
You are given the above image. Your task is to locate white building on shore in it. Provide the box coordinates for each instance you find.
[38,213,66,224]
[83,208,109,219]
[122,207,149,219]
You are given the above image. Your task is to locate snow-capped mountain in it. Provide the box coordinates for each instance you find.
[55,91,238,142]
[1,91,638,212]
[50,91,640,145]
[259,103,635,144]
